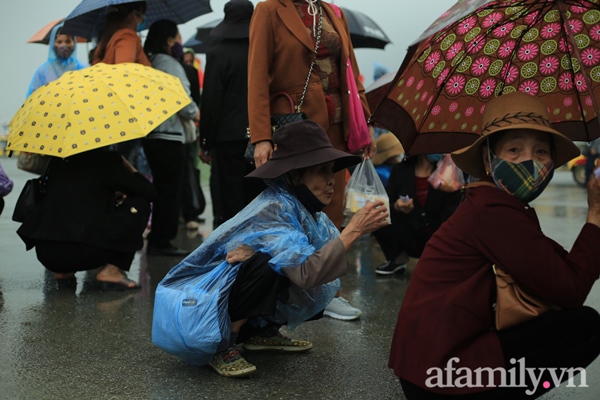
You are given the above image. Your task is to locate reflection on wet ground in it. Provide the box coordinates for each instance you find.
[0,158,598,399]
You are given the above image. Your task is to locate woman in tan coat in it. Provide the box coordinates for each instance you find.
[248,0,375,320]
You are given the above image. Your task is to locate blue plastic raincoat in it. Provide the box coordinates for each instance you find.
[152,177,341,365]
[26,22,86,98]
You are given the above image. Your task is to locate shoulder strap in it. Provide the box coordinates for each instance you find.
[297,4,323,112]
[463,181,497,190]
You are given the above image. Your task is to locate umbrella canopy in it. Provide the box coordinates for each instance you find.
[6,63,190,158]
[342,7,391,49]
[183,19,221,54]
[365,71,396,114]
[62,0,212,40]
[194,18,221,41]
[372,0,600,156]
[28,19,89,44]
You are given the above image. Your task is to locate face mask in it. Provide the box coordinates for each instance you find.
[490,156,554,203]
[426,153,443,164]
[55,45,74,59]
[136,17,147,32]
[171,42,184,60]
[293,183,326,214]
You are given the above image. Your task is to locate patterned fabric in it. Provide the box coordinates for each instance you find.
[491,157,554,203]
[377,0,600,155]
[294,1,343,124]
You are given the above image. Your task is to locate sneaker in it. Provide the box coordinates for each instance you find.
[375,260,407,275]
[323,297,362,321]
[209,347,257,378]
[243,330,313,352]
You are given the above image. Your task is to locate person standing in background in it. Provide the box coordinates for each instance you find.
[173,40,207,231]
[92,1,150,66]
[143,19,200,256]
[247,0,376,321]
[26,22,86,97]
[92,1,151,171]
[199,0,265,225]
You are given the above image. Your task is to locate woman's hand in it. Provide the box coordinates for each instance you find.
[226,245,255,264]
[254,140,273,167]
[394,197,414,214]
[586,167,600,227]
[361,125,377,159]
[198,147,212,164]
[339,200,389,250]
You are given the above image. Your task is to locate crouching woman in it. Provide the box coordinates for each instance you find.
[152,120,388,377]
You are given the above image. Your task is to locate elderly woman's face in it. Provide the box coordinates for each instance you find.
[484,129,552,170]
[301,161,335,205]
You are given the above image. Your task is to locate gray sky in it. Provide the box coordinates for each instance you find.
[0,0,457,130]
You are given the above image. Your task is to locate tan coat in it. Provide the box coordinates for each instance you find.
[247,0,371,147]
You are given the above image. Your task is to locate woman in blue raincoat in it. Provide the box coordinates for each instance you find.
[152,120,389,377]
[26,22,86,97]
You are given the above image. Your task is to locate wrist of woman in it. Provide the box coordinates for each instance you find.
[339,228,361,250]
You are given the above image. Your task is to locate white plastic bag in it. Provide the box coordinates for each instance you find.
[343,159,391,226]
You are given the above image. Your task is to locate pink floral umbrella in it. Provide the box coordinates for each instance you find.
[372,0,600,156]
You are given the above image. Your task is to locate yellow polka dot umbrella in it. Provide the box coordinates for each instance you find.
[7,62,191,158]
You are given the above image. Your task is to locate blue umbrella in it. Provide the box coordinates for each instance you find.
[63,0,212,40]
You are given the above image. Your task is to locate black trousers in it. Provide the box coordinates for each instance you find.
[142,139,185,247]
[214,140,265,223]
[228,253,290,343]
[35,240,135,273]
[400,307,600,399]
[373,220,434,261]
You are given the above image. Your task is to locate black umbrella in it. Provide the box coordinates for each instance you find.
[194,18,221,41]
[341,7,391,50]
[183,19,221,54]
[186,8,391,52]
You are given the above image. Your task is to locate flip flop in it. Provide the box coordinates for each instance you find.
[97,277,141,292]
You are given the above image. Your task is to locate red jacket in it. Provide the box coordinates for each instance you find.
[389,185,600,395]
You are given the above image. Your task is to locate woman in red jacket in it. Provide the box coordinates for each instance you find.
[390,92,600,399]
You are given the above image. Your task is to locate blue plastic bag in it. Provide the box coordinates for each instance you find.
[151,261,238,366]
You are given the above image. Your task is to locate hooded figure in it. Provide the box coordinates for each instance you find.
[26,22,86,98]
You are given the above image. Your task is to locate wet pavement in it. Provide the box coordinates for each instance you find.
[0,156,598,400]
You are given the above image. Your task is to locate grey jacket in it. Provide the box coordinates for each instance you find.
[147,53,198,142]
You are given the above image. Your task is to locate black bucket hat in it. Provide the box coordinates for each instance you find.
[211,0,254,39]
[246,120,361,179]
